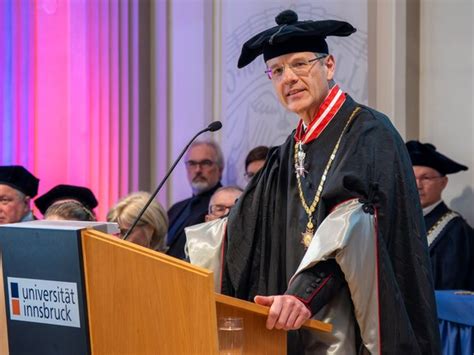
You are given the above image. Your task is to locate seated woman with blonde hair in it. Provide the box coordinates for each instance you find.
[107,192,168,252]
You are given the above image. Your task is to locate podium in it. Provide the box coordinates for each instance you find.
[0,221,331,354]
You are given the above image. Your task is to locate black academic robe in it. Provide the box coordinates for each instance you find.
[425,201,474,291]
[166,183,222,260]
[222,96,440,354]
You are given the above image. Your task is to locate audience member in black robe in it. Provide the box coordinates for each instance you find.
[166,140,224,259]
[407,140,474,291]
[34,184,98,218]
[222,10,441,354]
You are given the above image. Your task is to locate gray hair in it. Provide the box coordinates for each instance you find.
[213,185,243,196]
[14,189,31,208]
[314,52,335,88]
[14,189,26,200]
[187,140,225,171]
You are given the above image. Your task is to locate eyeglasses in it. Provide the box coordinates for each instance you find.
[208,204,233,217]
[265,55,327,80]
[415,175,444,184]
[117,220,146,237]
[185,159,215,169]
[244,171,256,180]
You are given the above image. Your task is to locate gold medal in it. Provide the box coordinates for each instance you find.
[301,229,313,248]
[301,220,314,248]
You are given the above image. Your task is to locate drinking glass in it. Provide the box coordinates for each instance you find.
[218,317,244,355]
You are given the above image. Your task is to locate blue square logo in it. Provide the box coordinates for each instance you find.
[10,282,19,298]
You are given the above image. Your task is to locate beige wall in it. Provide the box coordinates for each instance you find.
[420,0,473,224]
[368,0,473,224]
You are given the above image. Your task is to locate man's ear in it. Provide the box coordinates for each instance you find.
[23,196,32,215]
[205,214,211,222]
[325,54,336,81]
[441,176,449,190]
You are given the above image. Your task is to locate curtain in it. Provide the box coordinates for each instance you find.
[0,0,167,219]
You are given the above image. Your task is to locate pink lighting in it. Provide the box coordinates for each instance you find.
[0,0,152,220]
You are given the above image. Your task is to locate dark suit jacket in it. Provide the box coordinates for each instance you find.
[166,183,222,260]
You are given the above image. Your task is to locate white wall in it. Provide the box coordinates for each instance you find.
[168,0,215,205]
[420,0,474,225]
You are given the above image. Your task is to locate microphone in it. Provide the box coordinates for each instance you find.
[123,121,223,241]
[208,121,222,132]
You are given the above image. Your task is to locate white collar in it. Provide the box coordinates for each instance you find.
[422,200,443,216]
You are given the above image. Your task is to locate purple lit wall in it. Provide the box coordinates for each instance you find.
[0,0,166,220]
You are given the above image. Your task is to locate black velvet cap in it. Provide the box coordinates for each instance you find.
[406,140,468,175]
[34,184,98,214]
[238,9,356,68]
[0,165,39,197]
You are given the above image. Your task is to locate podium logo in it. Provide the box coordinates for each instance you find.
[10,282,20,315]
[7,277,80,328]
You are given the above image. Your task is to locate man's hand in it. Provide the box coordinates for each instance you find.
[254,294,311,330]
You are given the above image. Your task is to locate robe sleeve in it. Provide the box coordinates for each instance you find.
[289,198,382,354]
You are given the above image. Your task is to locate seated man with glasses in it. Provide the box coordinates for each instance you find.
[0,165,40,224]
[244,146,269,183]
[407,140,473,291]
[166,140,224,260]
[185,186,242,292]
[205,186,243,222]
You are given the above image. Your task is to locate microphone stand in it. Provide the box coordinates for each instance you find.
[123,122,222,241]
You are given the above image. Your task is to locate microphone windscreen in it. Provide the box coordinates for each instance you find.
[208,121,223,132]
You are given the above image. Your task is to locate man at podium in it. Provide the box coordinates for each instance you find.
[221,9,440,354]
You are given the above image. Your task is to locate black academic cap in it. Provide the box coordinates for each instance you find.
[34,184,98,214]
[238,9,356,68]
[406,140,468,175]
[0,165,39,197]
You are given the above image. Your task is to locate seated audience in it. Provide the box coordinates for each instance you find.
[0,165,39,224]
[167,140,224,259]
[35,184,98,218]
[107,192,168,252]
[205,186,243,222]
[244,145,269,182]
[407,140,474,290]
[44,200,96,221]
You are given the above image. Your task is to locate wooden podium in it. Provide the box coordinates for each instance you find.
[0,221,331,354]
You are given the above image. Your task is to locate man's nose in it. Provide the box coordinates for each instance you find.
[281,66,299,82]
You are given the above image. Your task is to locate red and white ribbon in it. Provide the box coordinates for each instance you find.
[294,85,346,144]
